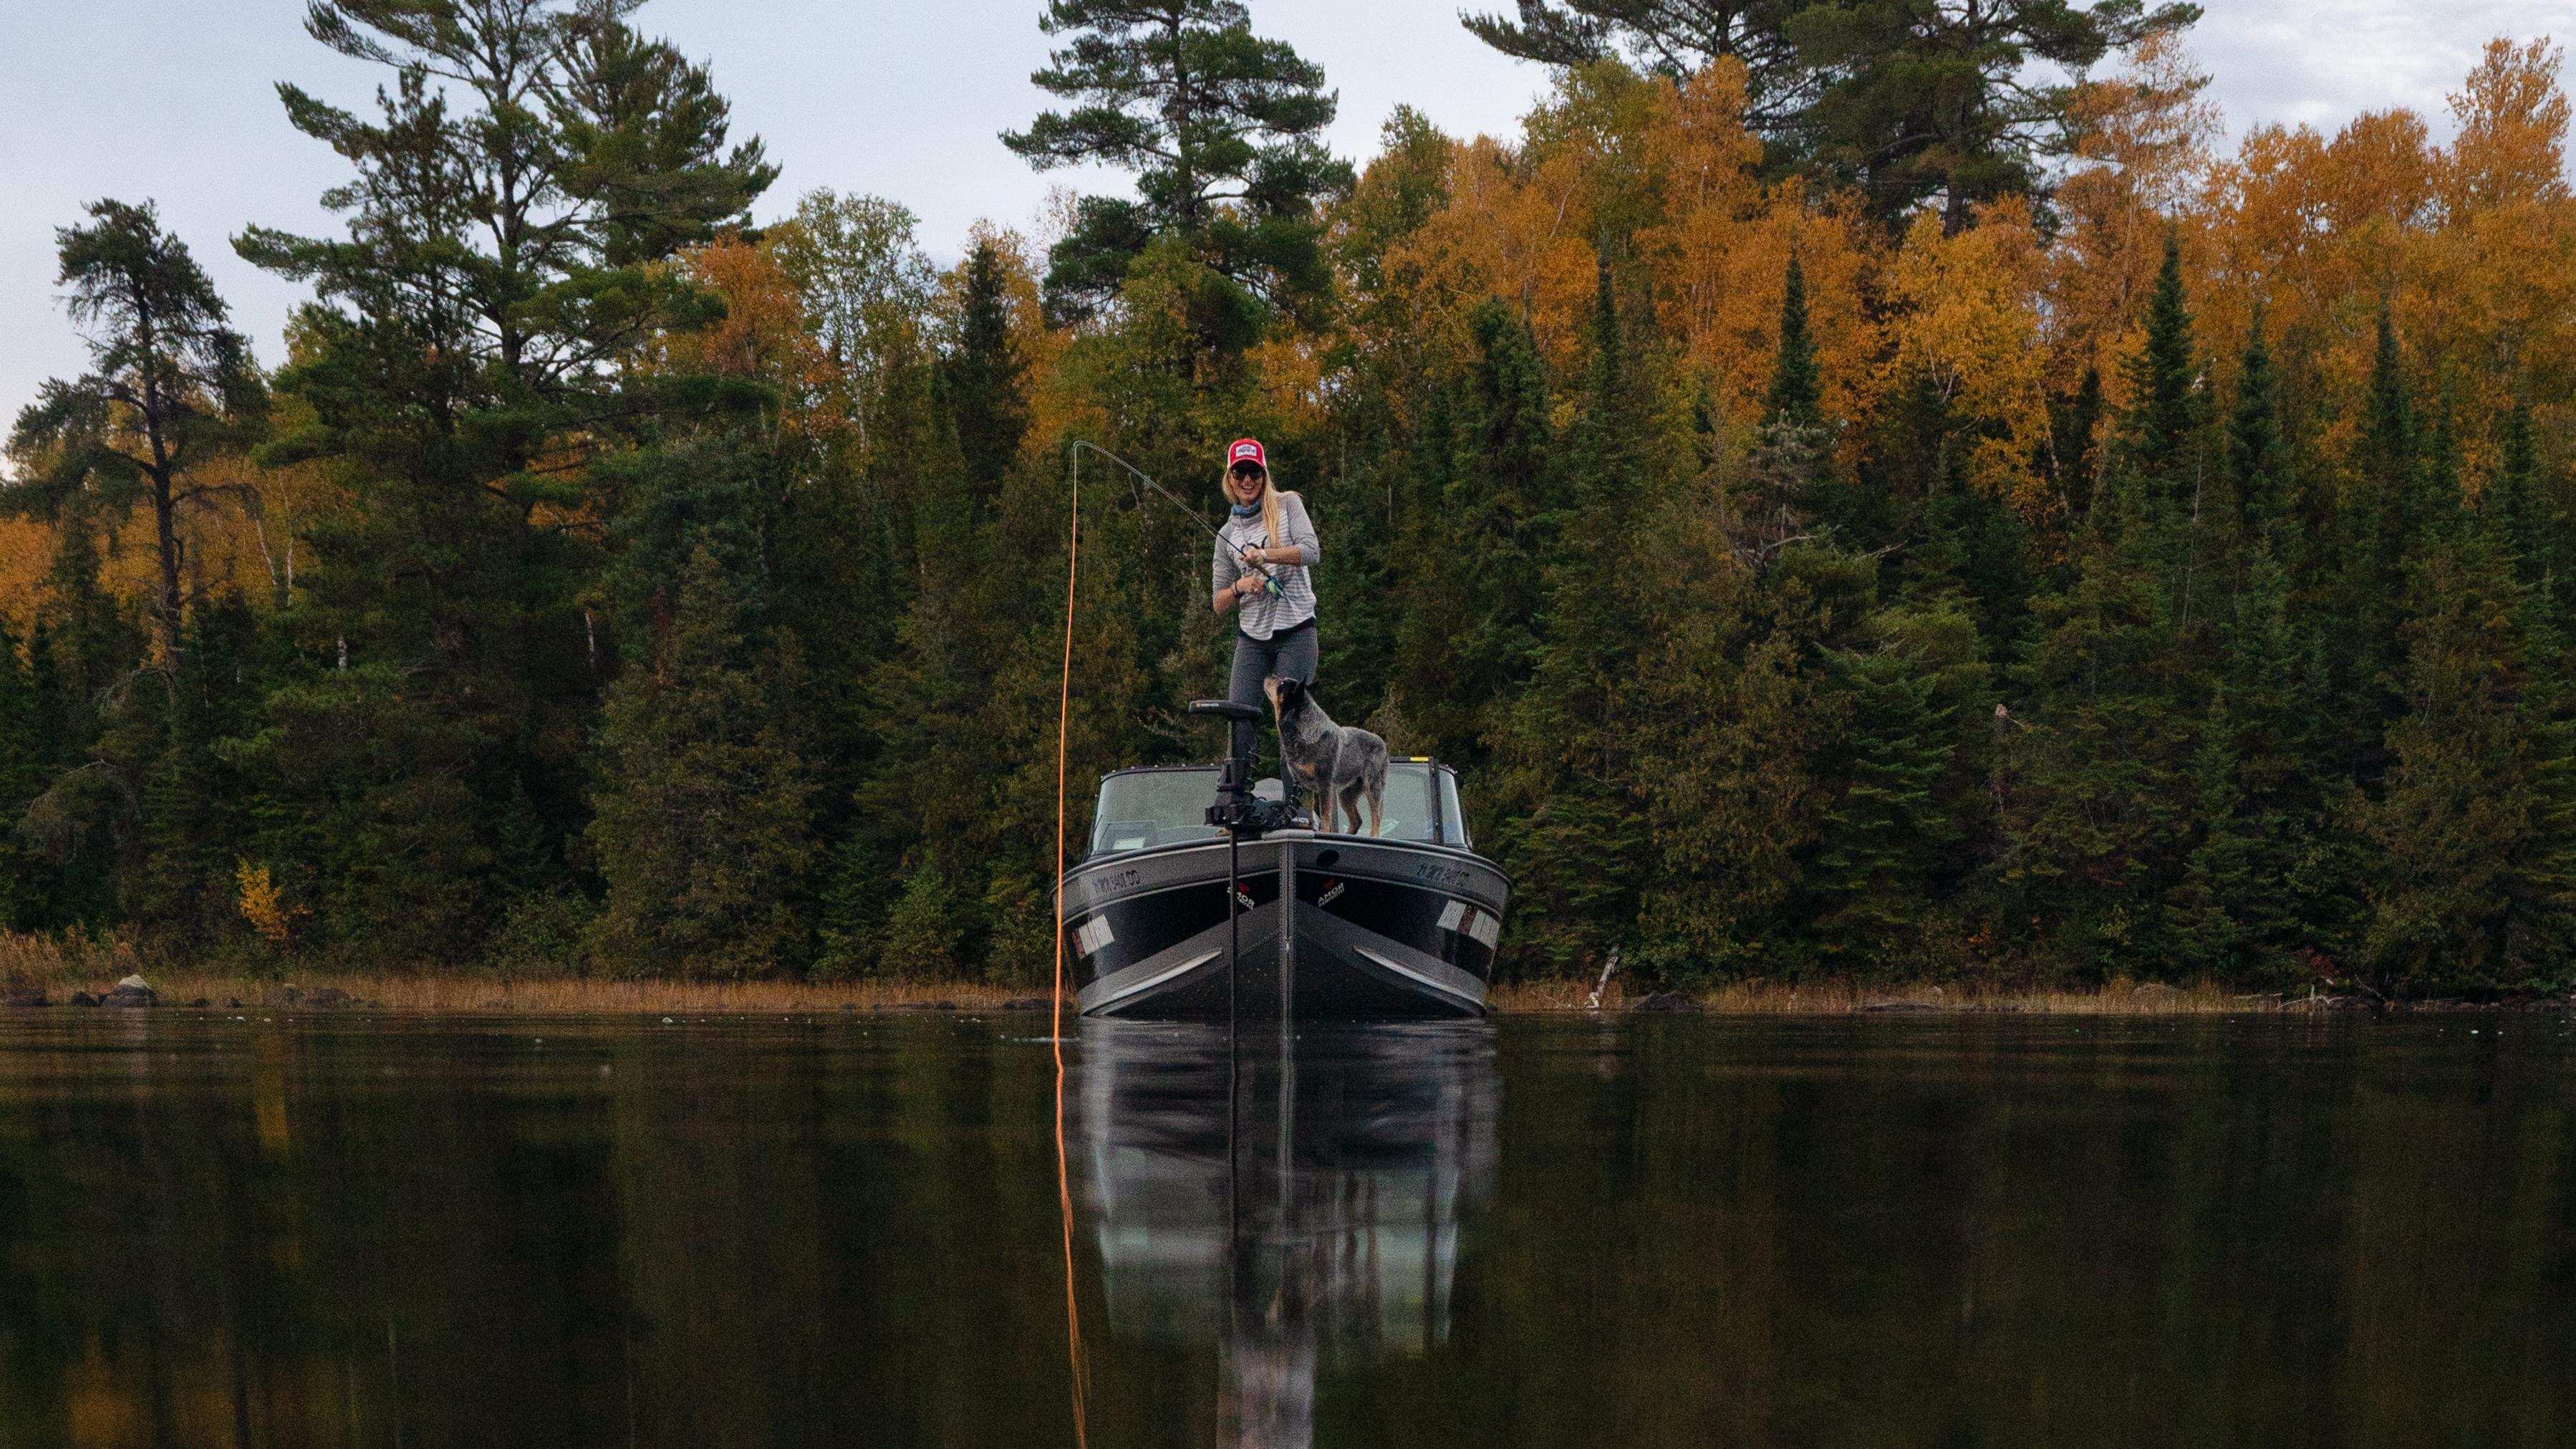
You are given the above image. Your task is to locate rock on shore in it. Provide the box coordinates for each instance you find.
[102,975,157,1008]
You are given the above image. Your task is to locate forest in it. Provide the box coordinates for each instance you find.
[4,0,2574,998]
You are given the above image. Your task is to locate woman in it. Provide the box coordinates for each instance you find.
[1210,437,1321,766]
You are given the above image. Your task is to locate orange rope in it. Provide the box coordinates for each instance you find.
[1053,451,1091,1449]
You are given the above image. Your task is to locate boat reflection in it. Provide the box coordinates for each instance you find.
[1072,1021,1498,1448]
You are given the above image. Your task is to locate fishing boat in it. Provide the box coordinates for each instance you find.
[1058,703,1509,1021]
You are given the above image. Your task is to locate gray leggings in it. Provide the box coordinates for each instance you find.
[1227,621,1317,765]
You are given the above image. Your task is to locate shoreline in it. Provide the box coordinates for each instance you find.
[4,971,2567,1017]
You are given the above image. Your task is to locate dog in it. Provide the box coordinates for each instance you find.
[1263,675,1389,835]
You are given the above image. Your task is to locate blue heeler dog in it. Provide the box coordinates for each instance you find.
[1263,675,1390,834]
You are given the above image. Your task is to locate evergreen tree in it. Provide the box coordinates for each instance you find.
[1462,0,1805,123]
[2328,304,2424,760]
[1465,0,2197,231]
[876,859,968,981]
[1003,0,1354,330]
[2004,241,2209,972]
[2352,528,2576,991]
[132,597,270,942]
[1390,299,1555,775]
[1765,254,1822,426]
[0,623,45,931]
[1491,256,1656,970]
[2487,398,2541,587]
[587,544,819,978]
[947,239,1031,488]
[2166,544,2338,979]
[1807,597,1989,971]
[235,0,775,955]
[8,200,265,667]
[2119,233,2201,502]
[1789,0,2202,233]
[2224,309,2292,540]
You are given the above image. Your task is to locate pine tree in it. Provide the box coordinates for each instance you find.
[1463,0,2197,232]
[1391,299,1554,773]
[587,544,819,979]
[9,201,265,668]
[1490,256,1656,970]
[947,239,1030,488]
[2352,527,2576,991]
[0,623,45,932]
[1808,598,1989,971]
[876,859,968,981]
[2225,309,2292,540]
[2004,244,2209,972]
[236,0,776,956]
[2121,234,2201,502]
[1766,255,1822,426]
[1002,0,1354,329]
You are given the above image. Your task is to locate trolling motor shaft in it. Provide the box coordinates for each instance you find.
[1187,699,1290,838]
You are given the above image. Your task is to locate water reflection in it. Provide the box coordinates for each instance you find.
[1072,1022,1497,1448]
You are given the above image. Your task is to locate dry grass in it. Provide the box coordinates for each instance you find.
[6,932,2544,1016]
[1495,978,2315,1016]
[0,929,145,985]
[137,973,1033,1014]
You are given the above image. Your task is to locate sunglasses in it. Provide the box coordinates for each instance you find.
[1230,463,1266,479]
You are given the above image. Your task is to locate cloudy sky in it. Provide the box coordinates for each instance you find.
[0,0,2565,419]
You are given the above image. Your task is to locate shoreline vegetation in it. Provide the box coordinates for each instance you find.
[4,935,2566,1017]
[7,3,2576,1002]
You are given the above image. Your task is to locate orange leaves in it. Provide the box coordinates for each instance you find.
[1636,64,1876,433]
[1379,135,1602,375]
[2051,35,2220,392]
[2445,39,2571,214]
[1878,206,2053,513]
[660,235,846,442]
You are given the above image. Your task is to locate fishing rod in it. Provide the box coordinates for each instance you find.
[1071,440,1284,597]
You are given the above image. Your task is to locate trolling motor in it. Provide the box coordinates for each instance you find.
[1187,700,1297,837]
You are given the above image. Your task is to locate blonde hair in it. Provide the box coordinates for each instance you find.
[1222,461,1285,550]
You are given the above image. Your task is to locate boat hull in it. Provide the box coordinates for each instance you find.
[1060,832,1508,1021]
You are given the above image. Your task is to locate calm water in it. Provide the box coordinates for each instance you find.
[1,1010,2571,1447]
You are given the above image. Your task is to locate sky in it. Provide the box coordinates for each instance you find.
[0,0,2567,420]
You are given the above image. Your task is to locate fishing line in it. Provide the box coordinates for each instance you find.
[1056,439,1265,1447]
[1053,444,1091,1449]
[1068,440,1284,597]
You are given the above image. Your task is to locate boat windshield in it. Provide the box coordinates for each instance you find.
[1090,762,1474,855]
[1090,769,1222,855]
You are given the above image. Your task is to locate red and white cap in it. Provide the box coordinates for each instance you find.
[1226,438,1268,471]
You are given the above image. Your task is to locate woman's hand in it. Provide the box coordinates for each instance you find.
[1232,573,1265,599]
[1238,544,1268,567]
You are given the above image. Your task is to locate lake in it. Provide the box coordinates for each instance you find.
[0,1009,2569,1446]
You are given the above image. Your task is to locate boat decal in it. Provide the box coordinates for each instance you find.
[1463,908,1499,948]
[1094,948,1222,1006]
[1353,946,1479,1006]
[1074,915,1115,956]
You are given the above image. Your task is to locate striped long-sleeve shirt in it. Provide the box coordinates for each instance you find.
[1212,491,1321,640]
